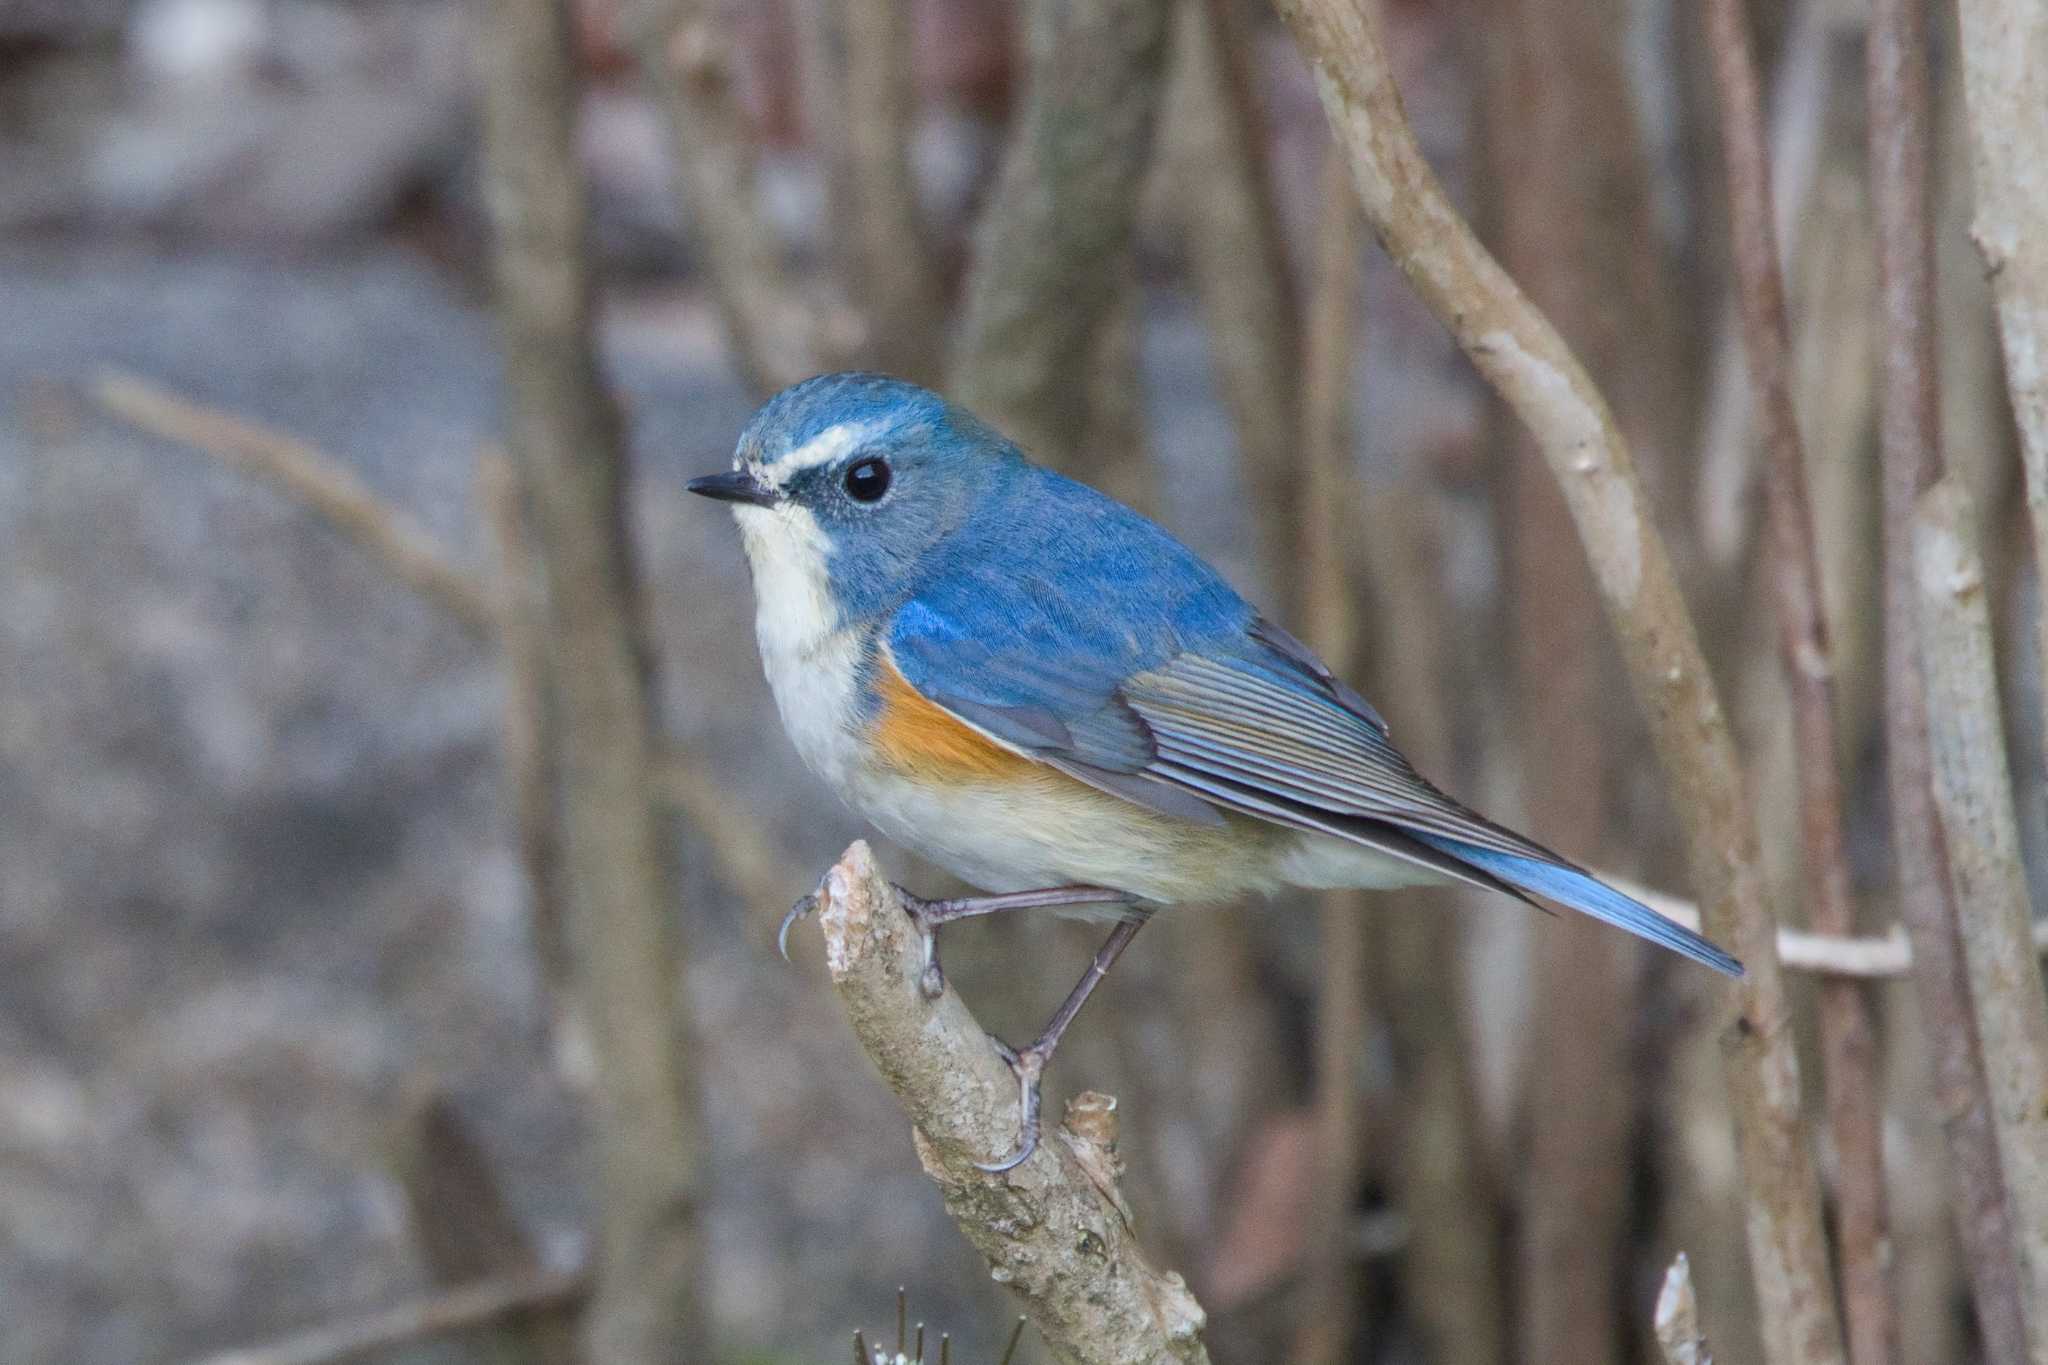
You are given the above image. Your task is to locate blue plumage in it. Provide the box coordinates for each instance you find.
[695,371,1745,979]
[1410,837,1743,976]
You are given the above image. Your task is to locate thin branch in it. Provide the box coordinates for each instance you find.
[1288,148,1368,1365]
[808,842,1212,1365]
[87,374,790,922]
[1957,0,2048,760]
[1695,0,1835,570]
[1268,2,1844,1361]
[1916,475,2048,1360]
[842,0,947,382]
[623,0,818,393]
[1866,0,2030,1351]
[189,1268,589,1365]
[1610,876,2048,980]
[480,452,569,1001]
[1653,1253,1712,1365]
[949,0,1172,472]
[1478,0,1671,1352]
[1162,0,1303,599]
[475,2,705,1359]
[1701,0,1895,1357]
[92,370,498,636]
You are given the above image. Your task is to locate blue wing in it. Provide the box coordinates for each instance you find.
[887,473,1741,977]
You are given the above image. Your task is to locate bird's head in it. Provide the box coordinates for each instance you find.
[690,372,1021,622]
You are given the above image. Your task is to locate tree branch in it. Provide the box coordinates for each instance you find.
[624,0,819,393]
[842,0,947,382]
[1957,0,2048,761]
[1700,0,1895,1356]
[1267,2,1843,1360]
[1161,0,1303,599]
[1289,148,1370,1365]
[474,2,705,1359]
[190,1268,589,1365]
[1865,0,2030,1350]
[1915,475,2048,1359]
[950,0,1172,472]
[807,842,1211,1365]
[91,370,498,637]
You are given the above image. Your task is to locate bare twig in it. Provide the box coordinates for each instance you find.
[1268,2,1844,1360]
[386,1083,579,1365]
[1611,877,2048,980]
[1866,0,2030,1352]
[189,1268,589,1365]
[92,370,497,636]
[1288,149,1368,1365]
[1695,0,1835,570]
[1479,0,1670,1352]
[950,0,1172,472]
[1653,1253,1712,1365]
[843,0,946,381]
[1916,476,2048,1360]
[480,452,569,1000]
[1162,0,1303,597]
[1957,0,2048,757]
[624,0,818,393]
[475,3,705,1360]
[90,371,790,937]
[809,842,1211,1365]
[1701,1,1895,1358]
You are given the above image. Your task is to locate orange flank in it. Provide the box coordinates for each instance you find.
[871,654,1041,783]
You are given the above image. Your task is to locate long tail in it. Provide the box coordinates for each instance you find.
[1412,835,1744,977]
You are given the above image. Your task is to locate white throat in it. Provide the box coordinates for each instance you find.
[732,499,864,788]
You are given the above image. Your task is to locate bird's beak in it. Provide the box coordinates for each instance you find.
[687,468,780,508]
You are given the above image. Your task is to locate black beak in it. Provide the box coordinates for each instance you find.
[687,469,779,508]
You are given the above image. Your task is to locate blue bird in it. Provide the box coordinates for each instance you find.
[691,372,1740,1170]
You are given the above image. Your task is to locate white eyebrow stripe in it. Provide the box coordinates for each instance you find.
[759,419,890,487]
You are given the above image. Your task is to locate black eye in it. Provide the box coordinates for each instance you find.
[844,456,892,502]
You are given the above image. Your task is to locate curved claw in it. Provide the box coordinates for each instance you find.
[777,893,818,962]
[974,1047,1046,1173]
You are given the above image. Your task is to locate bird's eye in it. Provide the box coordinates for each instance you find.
[844,456,892,503]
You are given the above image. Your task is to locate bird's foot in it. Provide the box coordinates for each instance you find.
[776,888,821,961]
[975,1038,1049,1173]
[899,890,949,1000]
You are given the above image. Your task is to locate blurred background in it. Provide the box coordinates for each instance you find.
[2,0,2043,1361]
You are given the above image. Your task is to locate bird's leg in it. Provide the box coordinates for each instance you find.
[777,881,1135,1001]
[900,885,1134,1000]
[977,913,1148,1174]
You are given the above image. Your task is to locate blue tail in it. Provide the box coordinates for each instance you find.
[1413,836,1744,977]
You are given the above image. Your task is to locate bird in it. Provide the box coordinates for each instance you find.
[690,371,1741,1171]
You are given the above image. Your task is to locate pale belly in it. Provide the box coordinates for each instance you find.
[746,563,1440,906]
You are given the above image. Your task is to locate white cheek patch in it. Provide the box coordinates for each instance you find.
[756,419,891,490]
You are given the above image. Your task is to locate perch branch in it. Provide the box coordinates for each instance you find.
[809,842,1211,1365]
[91,371,497,636]
[475,0,705,1358]
[1866,0,2029,1350]
[623,0,818,393]
[1268,2,1843,1361]
[1957,0,2048,756]
[1701,0,1895,1357]
[1915,476,2048,1355]
[949,0,1172,472]
[190,1267,589,1365]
